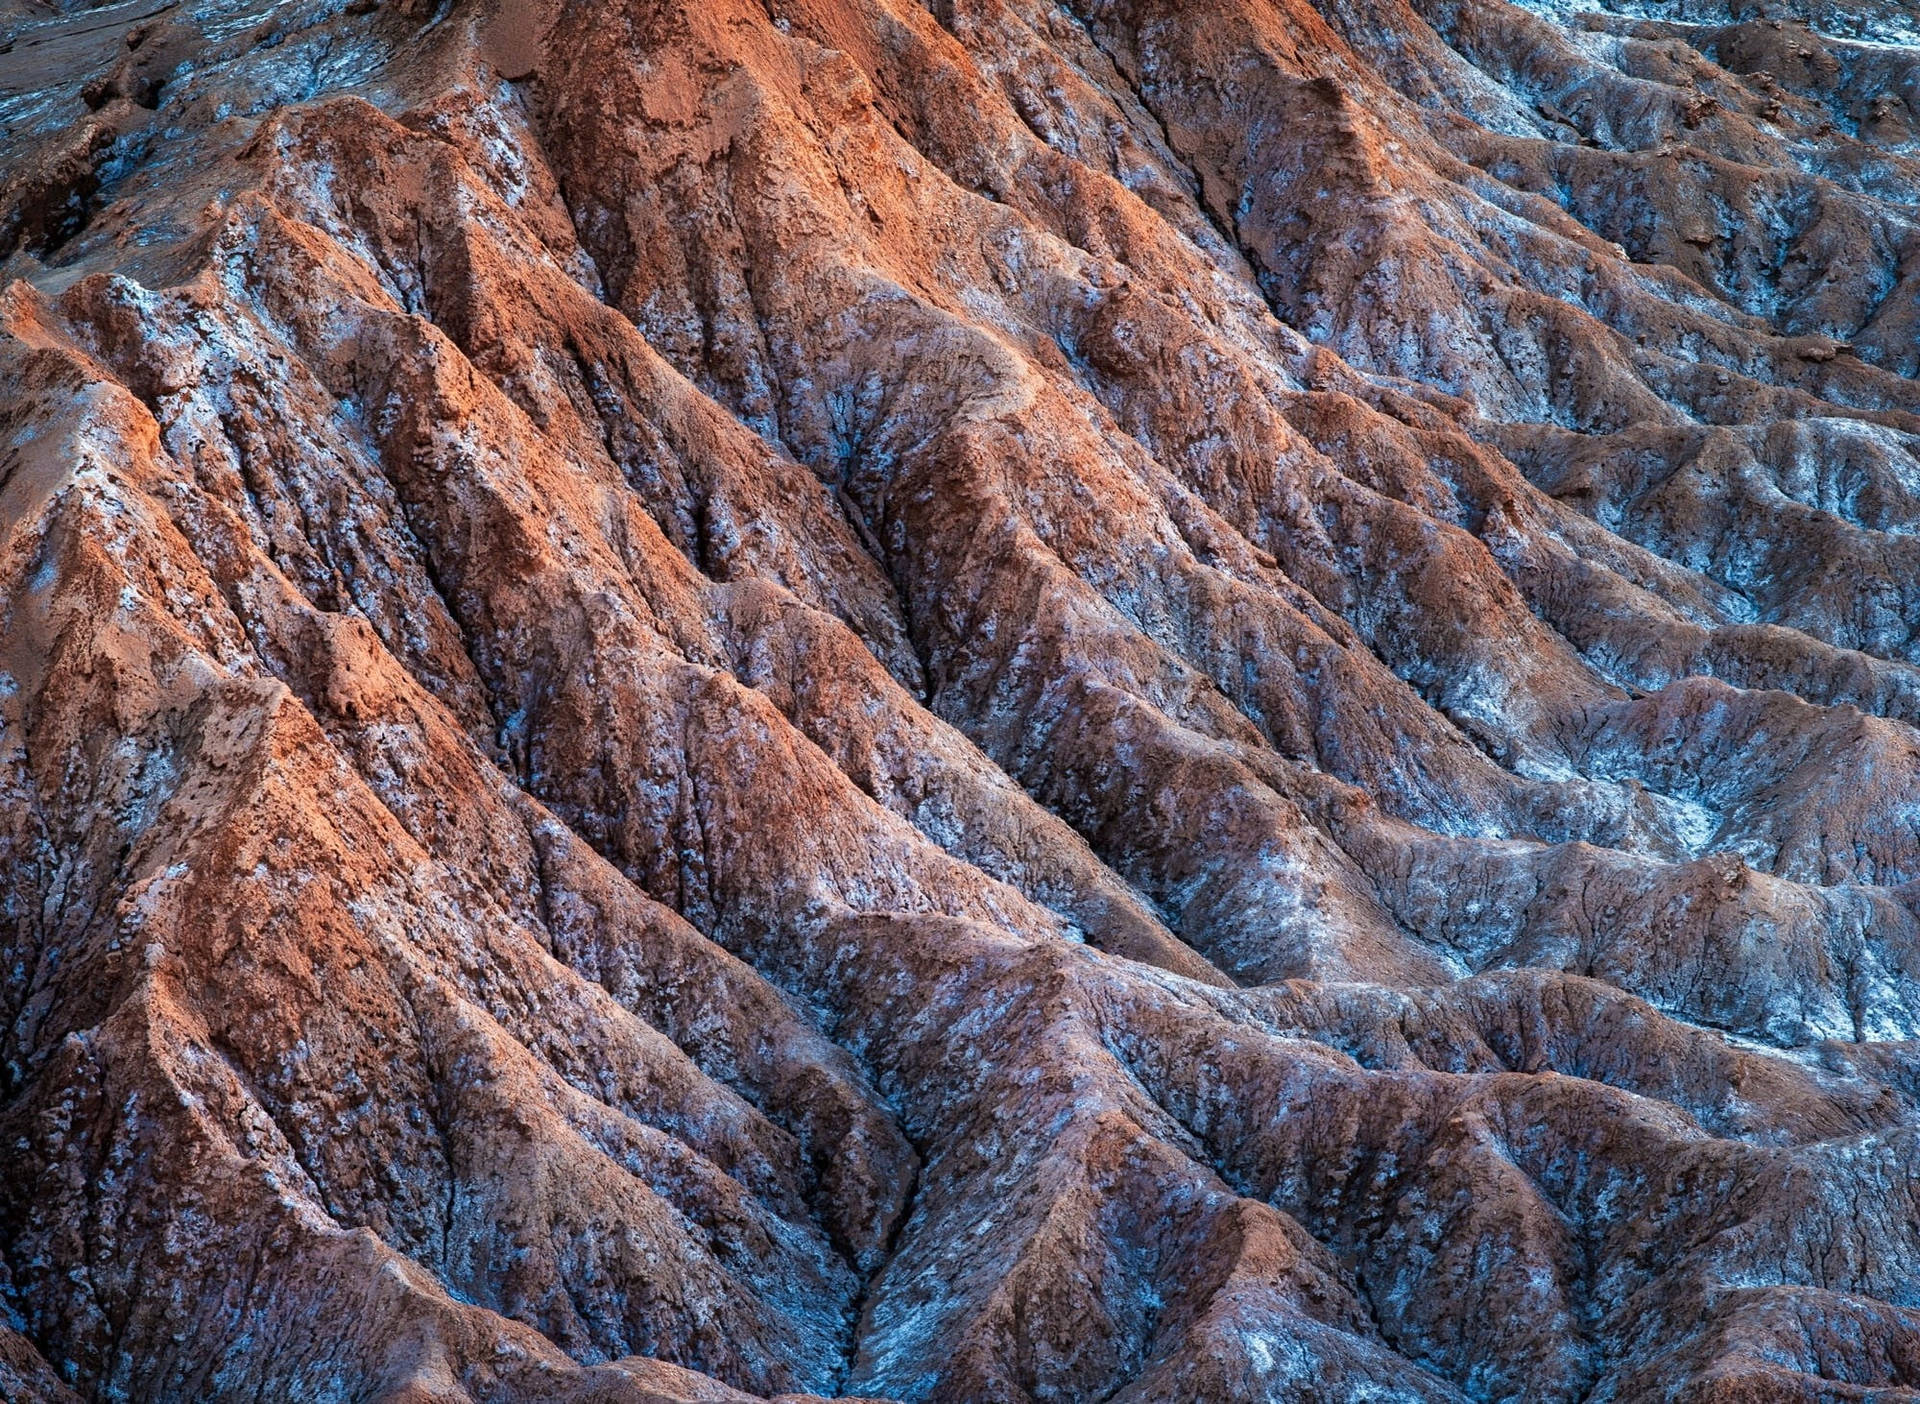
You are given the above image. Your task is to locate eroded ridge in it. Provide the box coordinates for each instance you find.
[3,0,1919,1400]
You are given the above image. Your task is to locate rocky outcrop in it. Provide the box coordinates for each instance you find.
[4,0,1920,1399]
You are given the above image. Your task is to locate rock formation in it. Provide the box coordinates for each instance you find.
[3,0,1920,1399]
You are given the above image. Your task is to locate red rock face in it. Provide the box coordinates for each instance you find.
[4,0,1920,1399]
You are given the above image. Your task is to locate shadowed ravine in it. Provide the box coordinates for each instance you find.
[3,0,1920,1400]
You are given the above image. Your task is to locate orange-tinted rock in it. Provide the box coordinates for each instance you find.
[3,0,1920,1400]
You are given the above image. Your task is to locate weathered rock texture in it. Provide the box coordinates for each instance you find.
[4,0,1920,1399]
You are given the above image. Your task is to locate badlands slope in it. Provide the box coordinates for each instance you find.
[3,0,1920,1399]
